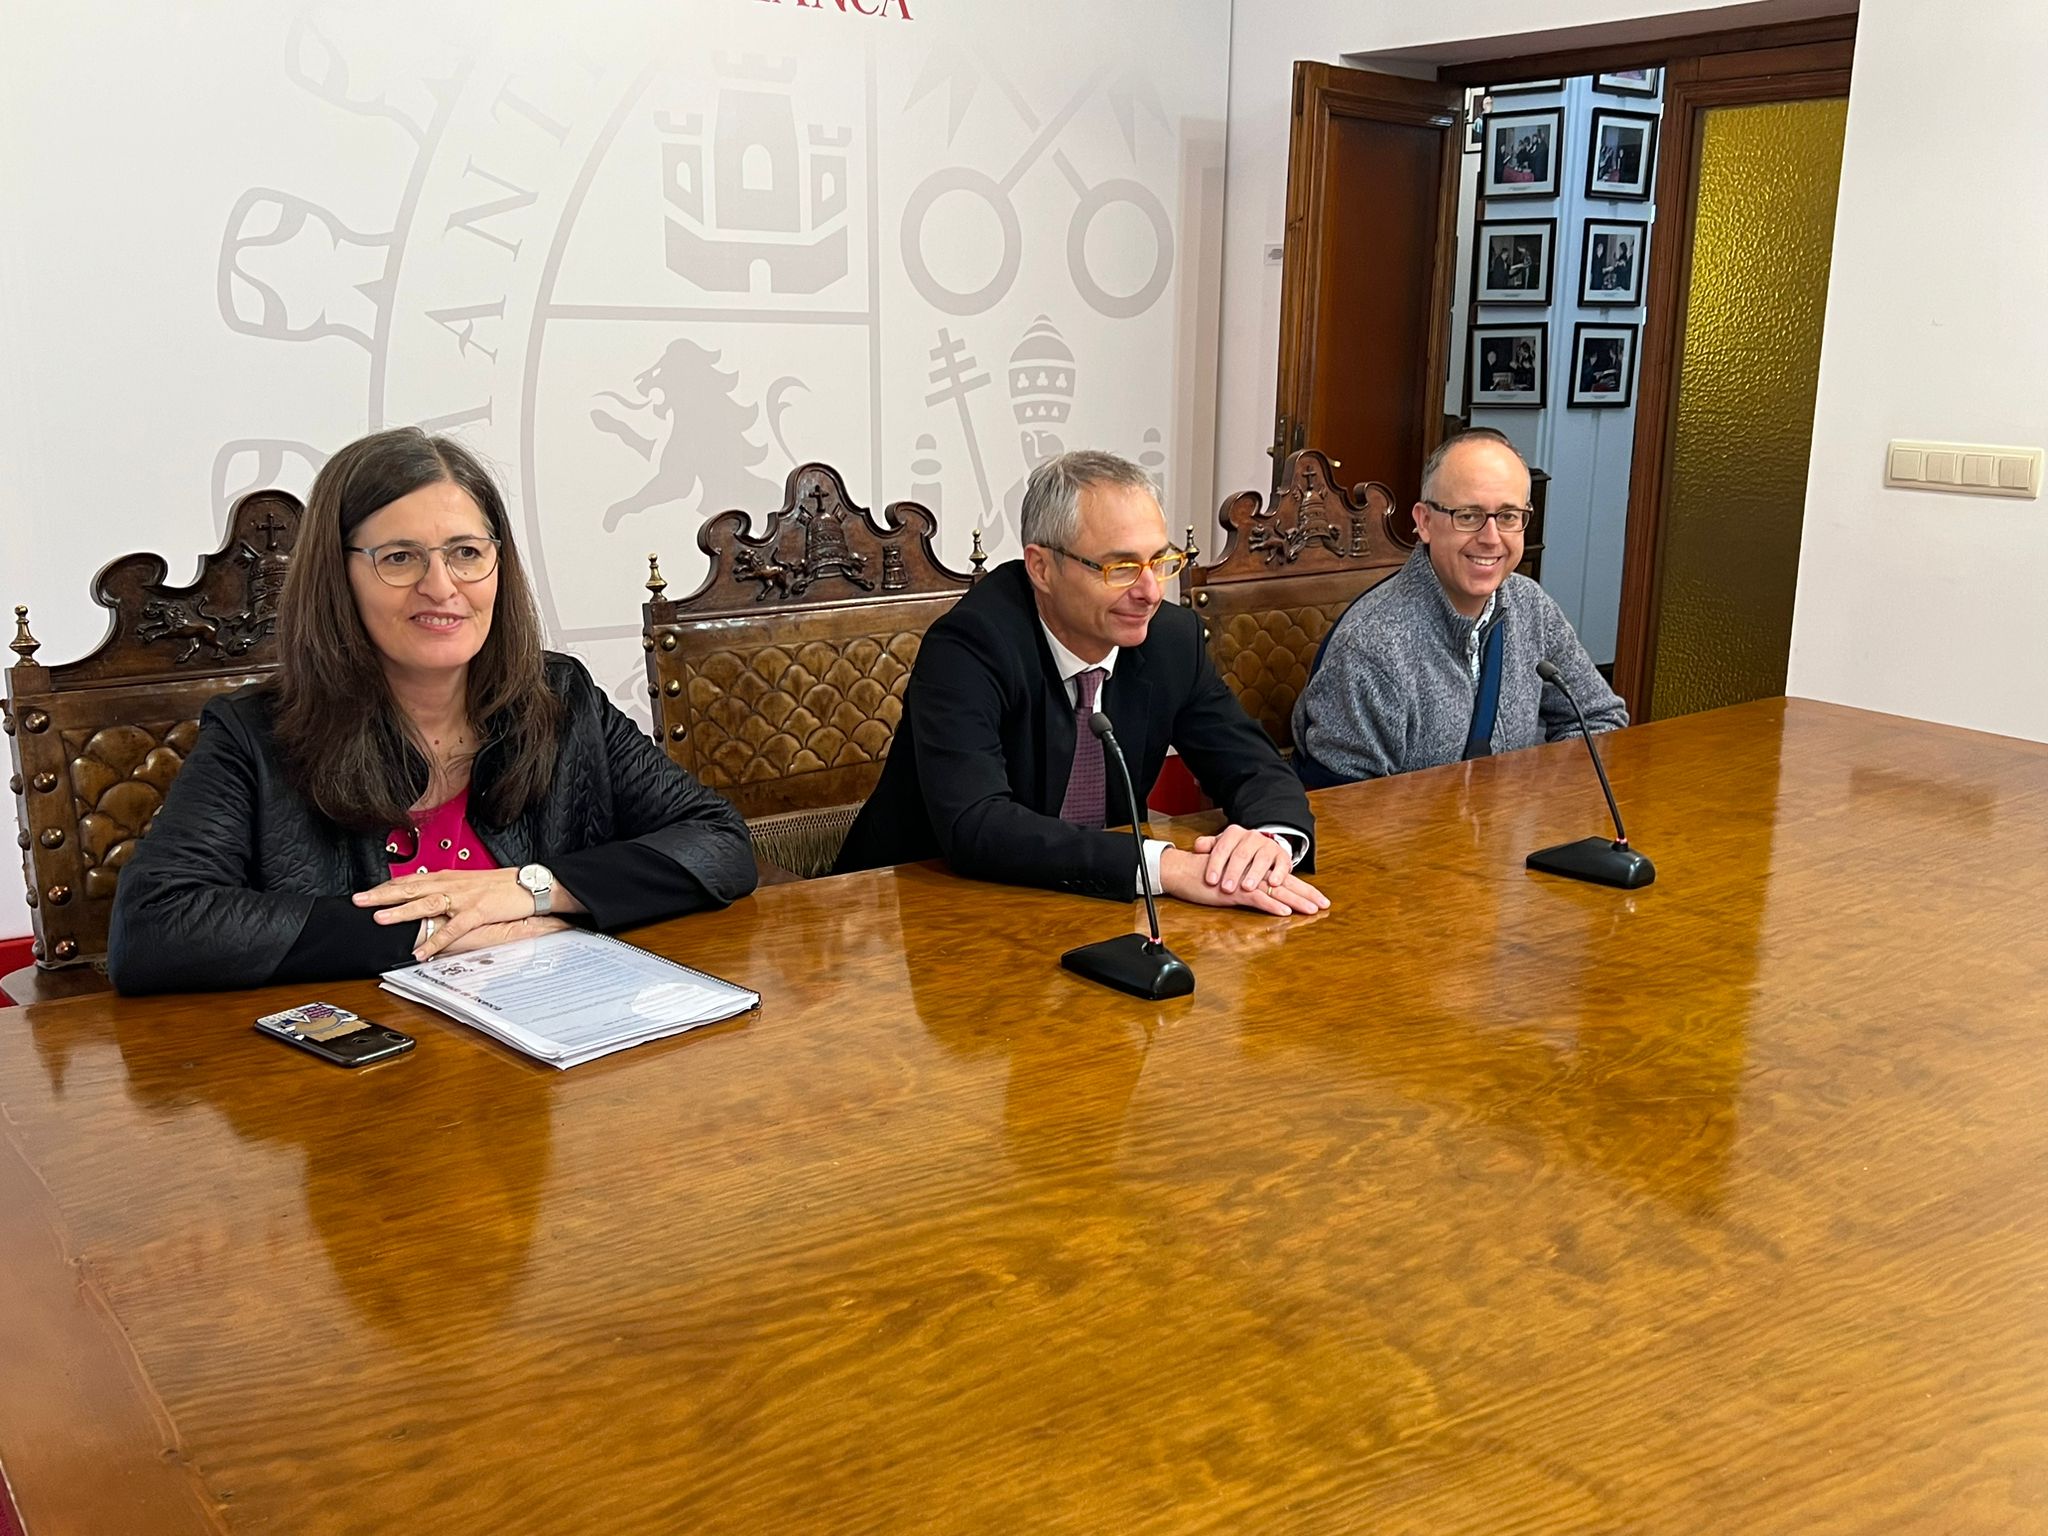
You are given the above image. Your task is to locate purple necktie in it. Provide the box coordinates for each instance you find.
[1058,667,1108,828]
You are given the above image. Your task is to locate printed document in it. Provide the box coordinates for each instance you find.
[381,929,756,1068]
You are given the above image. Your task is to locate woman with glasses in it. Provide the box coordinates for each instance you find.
[107,427,756,994]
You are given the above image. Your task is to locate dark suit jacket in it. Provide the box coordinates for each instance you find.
[835,560,1313,898]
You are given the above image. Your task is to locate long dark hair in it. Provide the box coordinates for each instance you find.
[269,428,560,832]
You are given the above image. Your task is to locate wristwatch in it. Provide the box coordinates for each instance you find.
[516,863,555,917]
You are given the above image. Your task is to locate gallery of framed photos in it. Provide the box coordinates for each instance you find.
[1447,70,1663,672]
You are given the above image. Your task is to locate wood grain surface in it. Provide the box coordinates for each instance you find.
[4,698,2047,1535]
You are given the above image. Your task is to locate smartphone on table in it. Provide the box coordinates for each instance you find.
[254,1002,415,1067]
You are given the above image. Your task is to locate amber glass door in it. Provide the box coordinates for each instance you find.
[1614,39,1852,720]
[1648,97,1848,719]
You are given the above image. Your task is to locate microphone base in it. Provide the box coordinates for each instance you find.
[1060,933,1196,1000]
[1527,836,1656,889]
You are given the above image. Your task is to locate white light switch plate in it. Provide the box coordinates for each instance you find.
[1886,439,2042,499]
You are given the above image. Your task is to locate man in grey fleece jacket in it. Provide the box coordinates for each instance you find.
[1291,429,1626,785]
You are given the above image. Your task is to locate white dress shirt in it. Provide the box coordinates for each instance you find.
[1038,621,1308,897]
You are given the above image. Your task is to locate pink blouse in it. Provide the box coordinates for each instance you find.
[387,788,499,877]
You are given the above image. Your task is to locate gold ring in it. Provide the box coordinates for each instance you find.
[442,894,454,916]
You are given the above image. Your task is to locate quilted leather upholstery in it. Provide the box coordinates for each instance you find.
[1209,604,1353,747]
[680,633,920,788]
[65,720,201,901]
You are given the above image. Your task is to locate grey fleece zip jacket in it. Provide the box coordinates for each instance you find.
[1290,548,1628,784]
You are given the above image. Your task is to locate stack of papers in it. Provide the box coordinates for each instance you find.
[381,929,758,1068]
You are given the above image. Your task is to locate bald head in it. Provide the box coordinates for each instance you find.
[1420,428,1531,506]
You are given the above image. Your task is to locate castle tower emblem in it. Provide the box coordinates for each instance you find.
[659,54,851,295]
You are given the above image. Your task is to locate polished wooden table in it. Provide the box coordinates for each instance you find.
[4,698,2047,1535]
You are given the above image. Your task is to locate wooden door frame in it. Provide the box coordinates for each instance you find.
[1612,40,1853,714]
[1274,62,1462,492]
[1437,14,1855,89]
[1443,17,1854,718]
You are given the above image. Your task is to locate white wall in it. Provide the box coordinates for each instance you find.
[1,0,1233,942]
[1785,0,2048,740]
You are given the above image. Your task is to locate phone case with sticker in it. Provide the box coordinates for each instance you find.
[254,1002,415,1067]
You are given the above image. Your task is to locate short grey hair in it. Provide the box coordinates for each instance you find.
[1020,450,1158,550]
[1420,427,1531,503]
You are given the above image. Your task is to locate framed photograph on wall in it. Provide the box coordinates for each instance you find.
[1481,109,1563,199]
[1463,87,1488,151]
[1595,68,1661,97]
[1470,324,1548,408]
[1579,218,1649,307]
[1586,108,1658,201]
[1473,218,1557,305]
[1489,79,1564,97]
[1569,322,1640,408]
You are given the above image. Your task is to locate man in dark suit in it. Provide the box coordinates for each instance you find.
[836,450,1328,916]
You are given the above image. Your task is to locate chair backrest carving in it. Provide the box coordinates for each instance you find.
[1182,450,1412,750]
[642,463,981,876]
[6,491,304,974]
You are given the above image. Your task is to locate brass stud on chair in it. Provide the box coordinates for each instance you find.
[52,938,76,960]
[668,724,687,742]
[665,679,681,697]
[38,828,63,849]
[646,554,667,601]
[45,882,70,905]
[660,632,677,651]
[6,774,17,795]
[15,830,27,850]
[21,708,48,733]
[9,605,39,664]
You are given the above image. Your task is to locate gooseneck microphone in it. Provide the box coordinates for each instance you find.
[1059,712,1197,999]
[1525,660,1656,889]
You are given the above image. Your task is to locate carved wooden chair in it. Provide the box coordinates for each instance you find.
[642,463,983,880]
[1181,450,1415,752]
[4,492,302,1003]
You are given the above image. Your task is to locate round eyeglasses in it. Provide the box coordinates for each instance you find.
[1422,501,1532,534]
[347,537,502,587]
[1050,546,1191,589]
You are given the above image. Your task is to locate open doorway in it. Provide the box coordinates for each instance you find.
[1269,16,1855,723]
[1446,68,1667,692]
